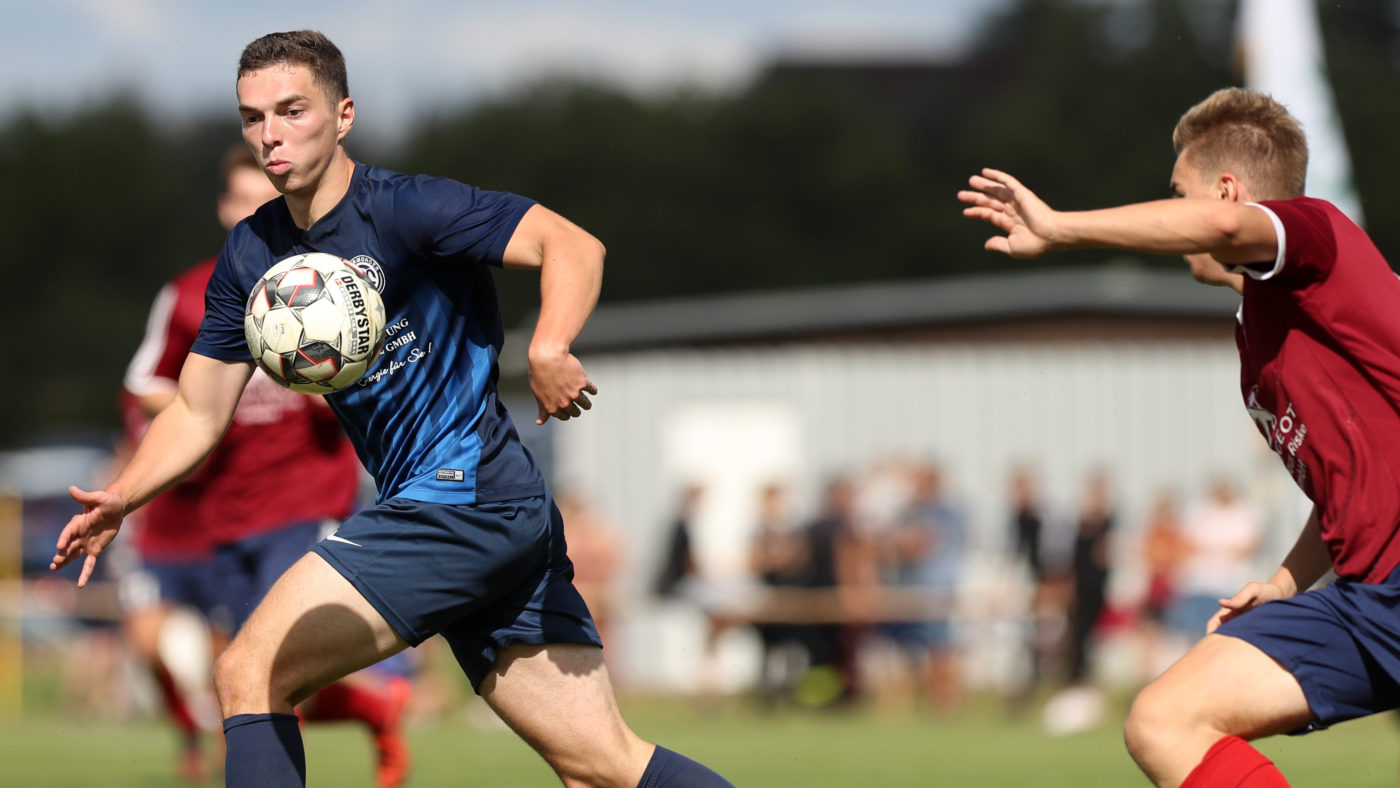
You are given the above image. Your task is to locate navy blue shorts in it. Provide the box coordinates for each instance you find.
[119,556,220,617]
[1216,565,1400,733]
[312,493,600,692]
[213,521,325,634]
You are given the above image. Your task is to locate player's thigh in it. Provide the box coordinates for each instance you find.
[480,643,649,778]
[1136,632,1312,737]
[220,552,408,708]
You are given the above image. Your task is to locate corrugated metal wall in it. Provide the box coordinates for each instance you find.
[546,337,1304,691]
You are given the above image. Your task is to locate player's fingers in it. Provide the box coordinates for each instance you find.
[584,380,598,396]
[68,485,103,506]
[981,168,1022,190]
[1205,609,1228,634]
[966,177,1013,203]
[576,392,592,411]
[536,399,550,426]
[77,554,98,589]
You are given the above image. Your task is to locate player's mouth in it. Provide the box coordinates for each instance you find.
[266,159,292,176]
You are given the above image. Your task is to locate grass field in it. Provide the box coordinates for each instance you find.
[3,692,1399,787]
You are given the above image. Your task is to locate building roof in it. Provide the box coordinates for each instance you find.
[532,263,1239,355]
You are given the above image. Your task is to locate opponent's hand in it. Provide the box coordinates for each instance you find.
[957,168,1061,259]
[1206,580,1289,634]
[50,485,127,588]
[529,346,597,425]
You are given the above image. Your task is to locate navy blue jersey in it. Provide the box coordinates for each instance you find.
[192,162,544,505]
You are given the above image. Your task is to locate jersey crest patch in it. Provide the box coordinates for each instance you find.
[349,255,386,293]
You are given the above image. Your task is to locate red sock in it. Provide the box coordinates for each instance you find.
[152,664,200,738]
[300,681,391,733]
[1181,736,1290,788]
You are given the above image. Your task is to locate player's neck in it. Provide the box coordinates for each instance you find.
[286,153,355,230]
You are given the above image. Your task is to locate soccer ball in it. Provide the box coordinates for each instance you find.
[244,252,387,394]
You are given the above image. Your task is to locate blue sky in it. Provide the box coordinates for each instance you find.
[3,0,1012,143]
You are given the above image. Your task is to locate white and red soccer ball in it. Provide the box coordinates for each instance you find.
[244,252,386,394]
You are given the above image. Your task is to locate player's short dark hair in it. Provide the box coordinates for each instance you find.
[1172,88,1308,200]
[238,30,349,105]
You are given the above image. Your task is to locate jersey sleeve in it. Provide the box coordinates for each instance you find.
[123,283,183,397]
[190,242,256,362]
[394,175,536,264]
[1233,200,1338,285]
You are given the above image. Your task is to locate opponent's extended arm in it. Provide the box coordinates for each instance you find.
[51,353,253,586]
[502,204,605,425]
[958,168,1279,264]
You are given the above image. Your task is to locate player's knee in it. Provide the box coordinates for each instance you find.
[212,641,273,713]
[1124,679,1186,771]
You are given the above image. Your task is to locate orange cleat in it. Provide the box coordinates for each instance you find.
[178,735,207,783]
[374,678,413,788]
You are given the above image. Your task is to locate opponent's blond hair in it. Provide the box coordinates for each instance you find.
[1172,88,1308,200]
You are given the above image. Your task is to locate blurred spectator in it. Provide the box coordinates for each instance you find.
[881,461,966,714]
[654,484,703,600]
[557,488,623,651]
[1069,467,1114,685]
[1067,469,1115,685]
[1010,464,1047,584]
[1042,469,1115,736]
[794,475,866,708]
[746,481,809,707]
[1169,475,1263,639]
[1137,490,1187,681]
[1005,464,1069,714]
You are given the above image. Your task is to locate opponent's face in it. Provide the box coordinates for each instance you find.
[1171,151,1246,291]
[216,165,281,231]
[236,63,353,197]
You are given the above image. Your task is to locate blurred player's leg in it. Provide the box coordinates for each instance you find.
[297,668,413,788]
[1124,634,1309,787]
[120,558,221,783]
[481,642,732,787]
[213,553,410,787]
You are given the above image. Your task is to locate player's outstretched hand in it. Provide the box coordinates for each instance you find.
[1205,580,1288,634]
[957,168,1061,259]
[50,485,126,588]
[529,347,597,425]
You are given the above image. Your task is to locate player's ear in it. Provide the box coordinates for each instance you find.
[336,97,355,139]
[1218,172,1243,202]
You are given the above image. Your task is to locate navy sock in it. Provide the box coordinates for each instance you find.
[223,713,306,787]
[636,745,734,788]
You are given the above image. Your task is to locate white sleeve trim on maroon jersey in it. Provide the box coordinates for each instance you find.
[122,283,181,397]
[1230,202,1287,280]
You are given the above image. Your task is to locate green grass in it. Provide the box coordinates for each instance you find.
[2,693,1399,786]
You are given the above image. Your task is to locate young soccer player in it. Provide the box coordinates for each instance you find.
[52,30,732,788]
[960,87,1400,787]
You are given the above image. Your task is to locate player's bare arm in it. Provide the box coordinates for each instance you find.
[1207,506,1331,633]
[51,353,253,586]
[960,167,1279,264]
[502,204,605,424]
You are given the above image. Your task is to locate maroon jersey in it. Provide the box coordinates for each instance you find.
[118,390,209,560]
[123,258,360,548]
[1234,198,1400,583]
